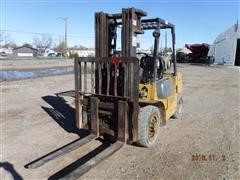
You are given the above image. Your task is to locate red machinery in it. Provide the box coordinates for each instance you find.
[177,43,214,64]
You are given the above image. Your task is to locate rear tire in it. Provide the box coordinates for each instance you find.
[137,105,161,147]
[172,96,183,119]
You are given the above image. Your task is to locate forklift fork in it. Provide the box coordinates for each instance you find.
[25,98,128,179]
[48,99,128,179]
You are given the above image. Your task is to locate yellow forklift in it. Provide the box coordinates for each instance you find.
[26,7,183,179]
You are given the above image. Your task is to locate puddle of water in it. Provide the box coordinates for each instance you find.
[0,66,74,81]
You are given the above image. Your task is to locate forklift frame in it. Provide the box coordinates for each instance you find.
[25,7,180,179]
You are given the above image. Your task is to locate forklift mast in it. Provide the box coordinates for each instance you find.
[95,8,177,74]
[81,8,149,142]
[95,8,146,57]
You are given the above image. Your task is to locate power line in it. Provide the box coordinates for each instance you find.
[0,29,172,45]
[0,29,94,38]
[3,0,238,2]
[1,29,166,39]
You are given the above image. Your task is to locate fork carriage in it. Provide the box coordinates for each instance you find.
[75,57,140,143]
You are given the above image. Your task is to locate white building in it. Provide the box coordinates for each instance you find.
[43,48,57,57]
[0,47,13,54]
[208,21,240,66]
[71,49,95,57]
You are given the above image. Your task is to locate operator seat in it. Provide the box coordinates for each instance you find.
[139,55,165,83]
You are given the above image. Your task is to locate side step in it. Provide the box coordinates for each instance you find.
[48,141,124,180]
[25,134,96,169]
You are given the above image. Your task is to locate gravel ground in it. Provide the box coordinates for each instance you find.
[1,64,239,179]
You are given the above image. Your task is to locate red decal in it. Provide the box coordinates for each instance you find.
[111,57,121,64]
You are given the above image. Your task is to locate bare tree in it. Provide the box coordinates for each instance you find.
[8,42,18,49]
[79,45,87,50]
[54,41,66,52]
[69,44,87,50]
[33,34,52,51]
[0,32,14,48]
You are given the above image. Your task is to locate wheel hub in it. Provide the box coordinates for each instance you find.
[148,114,158,141]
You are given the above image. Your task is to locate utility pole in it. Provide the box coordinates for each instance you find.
[57,17,68,49]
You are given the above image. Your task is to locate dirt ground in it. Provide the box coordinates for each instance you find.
[1,59,73,70]
[1,64,240,179]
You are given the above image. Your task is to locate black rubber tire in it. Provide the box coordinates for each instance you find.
[167,59,171,69]
[137,105,161,147]
[172,96,183,119]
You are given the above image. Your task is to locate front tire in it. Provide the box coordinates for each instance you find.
[137,105,161,147]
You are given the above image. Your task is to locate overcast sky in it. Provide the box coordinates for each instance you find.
[1,0,239,49]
